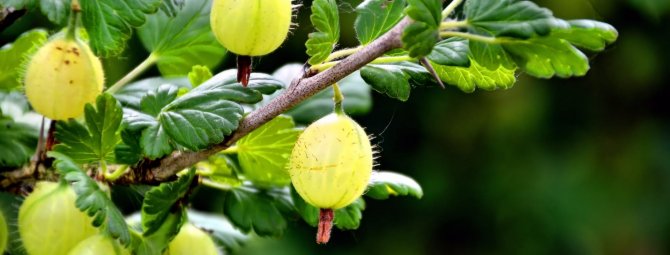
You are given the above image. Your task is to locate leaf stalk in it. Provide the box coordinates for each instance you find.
[107,53,158,94]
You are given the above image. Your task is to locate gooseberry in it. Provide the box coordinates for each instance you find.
[19,182,98,255]
[67,234,129,255]
[210,0,293,86]
[0,211,7,253]
[288,110,373,244]
[164,224,219,255]
[24,35,104,120]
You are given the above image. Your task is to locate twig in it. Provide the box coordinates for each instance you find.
[116,18,411,183]
[2,18,412,187]
[0,7,26,33]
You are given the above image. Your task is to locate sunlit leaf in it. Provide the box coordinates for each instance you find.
[360,61,439,101]
[0,29,48,90]
[54,94,123,164]
[138,0,226,76]
[80,0,161,56]
[366,171,424,200]
[355,0,405,45]
[306,0,340,64]
[236,116,301,187]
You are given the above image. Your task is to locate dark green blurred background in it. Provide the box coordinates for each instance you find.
[3,0,669,254]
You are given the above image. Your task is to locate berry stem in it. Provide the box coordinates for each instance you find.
[237,55,252,87]
[221,146,238,154]
[311,55,415,72]
[325,46,363,62]
[65,0,81,40]
[442,0,465,19]
[440,20,469,30]
[107,53,158,94]
[332,83,344,115]
[317,208,334,244]
[104,164,129,182]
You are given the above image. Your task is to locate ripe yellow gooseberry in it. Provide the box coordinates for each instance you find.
[210,0,292,57]
[67,234,129,255]
[164,224,219,255]
[24,36,104,120]
[210,0,293,86]
[288,84,374,243]
[19,182,98,255]
[0,212,7,253]
[288,106,373,244]
[289,112,373,209]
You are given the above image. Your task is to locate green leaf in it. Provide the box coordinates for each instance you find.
[464,0,568,38]
[187,210,247,252]
[468,40,516,70]
[114,77,190,110]
[402,0,442,58]
[290,186,318,227]
[54,93,123,164]
[551,20,618,51]
[355,0,406,45]
[458,2,617,77]
[0,192,26,254]
[428,38,470,67]
[306,0,340,65]
[196,70,285,101]
[366,171,424,200]
[188,65,213,88]
[142,169,195,236]
[1,0,35,9]
[80,0,161,56]
[135,210,187,255]
[158,88,241,151]
[39,0,70,25]
[360,61,438,101]
[287,71,372,123]
[159,0,185,17]
[138,0,226,76]
[140,85,179,117]
[49,152,131,246]
[0,119,37,168]
[124,71,283,157]
[0,29,48,90]
[224,186,292,237]
[114,127,143,165]
[431,57,516,93]
[196,154,242,187]
[122,107,172,160]
[333,198,365,230]
[141,124,173,159]
[502,37,589,78]
[236,116,301,187]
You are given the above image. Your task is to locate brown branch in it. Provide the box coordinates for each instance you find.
[1,7,26,33]
[1,162,58,195]
[1,18,410,187]
[116,18,410,184]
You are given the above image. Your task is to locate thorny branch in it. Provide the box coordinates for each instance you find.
[1,18,411,189]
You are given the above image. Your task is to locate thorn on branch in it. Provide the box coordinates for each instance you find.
[420,57,445,89]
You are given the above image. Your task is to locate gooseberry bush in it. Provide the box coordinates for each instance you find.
[0,0,617,254]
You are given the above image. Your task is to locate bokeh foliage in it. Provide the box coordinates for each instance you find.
[1,0,668,254]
